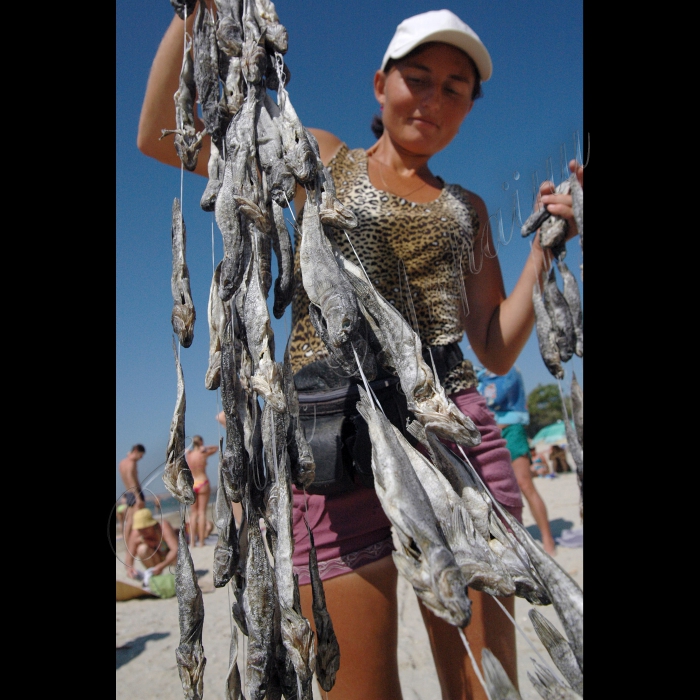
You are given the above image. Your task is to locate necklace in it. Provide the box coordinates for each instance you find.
[369,152,430,199]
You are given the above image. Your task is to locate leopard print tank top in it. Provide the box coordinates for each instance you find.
[289,144,478,394]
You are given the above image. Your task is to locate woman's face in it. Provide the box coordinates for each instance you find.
[375,43,476,157]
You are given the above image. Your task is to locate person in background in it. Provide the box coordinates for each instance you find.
[124,507,179,582]
[185,435,218,547]
[478,367,557,555]
[118,444,146,546]
[529,446,549,477]
[548,443,571,474]
[138,6,581,698]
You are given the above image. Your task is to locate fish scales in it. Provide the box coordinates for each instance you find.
[532,283,564,380]
[481,648,523,700]
[543,267,575,363]
[556,258,583,358]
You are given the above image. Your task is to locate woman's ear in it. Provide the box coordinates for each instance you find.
[374,69,386,107]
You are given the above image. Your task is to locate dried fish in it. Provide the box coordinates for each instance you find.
[393,423,515,597]
[213,438,241,587]
[242,512,278,700]
[556,258,583,358]
[224,623,244,699]
[527,660,583,700]
[569,173,583,248]
[220,320,249,503]
[528,609,583,695]
[170,198,196,349]
[532,282,564,380]
[255,0,288,54]
[570,373,583,448]
[542,267,575,364]
[355,387,472,628]
[256,93,297,209]
[192,1,223,144]
[275,80,317,185]
[205,261,230,390]
[481,648,523,700]
[499,508,583,673]
[170,0,197,20]
[299,199,362,350]
[161,41,205,171]
[338,252,481,445]
[281,343,316,489]
[242,227,286,412]
[200,140,224,212]
[163,338,195,505]
[175,522,206,699]
[216,0,244,58]
[563,418,583,521]
[270,201,295,318]
[306,523,340,692]
[521,180,571,244]
[269,409,316,692]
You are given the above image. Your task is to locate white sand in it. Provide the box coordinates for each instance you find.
[115,472,582,699]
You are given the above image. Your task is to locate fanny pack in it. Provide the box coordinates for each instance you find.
[296,377,415,495]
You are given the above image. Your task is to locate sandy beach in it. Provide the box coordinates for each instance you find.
[115,471,582,699]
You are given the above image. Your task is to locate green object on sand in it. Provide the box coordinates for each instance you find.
[148,573,176,599]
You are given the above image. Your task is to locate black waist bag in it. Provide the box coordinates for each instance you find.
[297,378,416,496]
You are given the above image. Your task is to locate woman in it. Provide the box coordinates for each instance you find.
[185,435,219,547]
[138,6,581,699]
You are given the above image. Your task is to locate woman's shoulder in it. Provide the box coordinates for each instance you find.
[444,183,488,229]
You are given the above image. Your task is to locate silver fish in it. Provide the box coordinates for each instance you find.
[242,226,286,412]
[499,508,583,673]
[481,648,523,700]
[520,180,571,243]
[160,41,204,171]
[224,623,244,699]
[255,0,288,54]
[393,423,515,597]
[281,342,316,489]
[200,139,224,212]
[563,418,583,521]
[355,387,472,628]
[215,0,244,58]
[275,81,317,185]
[192,1,222,143]
[570,373,583,448]
[527,660,583,700]
[556,258,583,358]
[242,511,277,700]
[299,198,361,349]
[220,320,249,503]
[163,338,195,505]
[339,252,481,445]
[270,200,295,319]
[307,523,340,692]
[569,173,583,249]
[532,283,564,380]
[270,409,316,691]
[213,438,241,587]
[170,198,196,349]
[543,267,575,364]
[175,522,206,699]
[528,609,583,695]
[257,93,297,209]
[205,261,230,390]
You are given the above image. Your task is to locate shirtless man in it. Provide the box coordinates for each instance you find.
[186,436,219,547]
[124,508,178,581]
[118,444,146,545]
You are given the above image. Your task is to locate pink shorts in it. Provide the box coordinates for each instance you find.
[291,387,523,585]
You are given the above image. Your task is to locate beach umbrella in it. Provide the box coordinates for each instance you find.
[530,420,572,446]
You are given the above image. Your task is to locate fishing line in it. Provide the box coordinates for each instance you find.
[458,629,493,700]
[488,594,566,685]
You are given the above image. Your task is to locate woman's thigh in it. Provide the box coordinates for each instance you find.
[419,589,517,700]
[297,554,403,700]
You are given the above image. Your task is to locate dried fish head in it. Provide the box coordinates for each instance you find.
[242,38,268,84]
[264,22,288,53]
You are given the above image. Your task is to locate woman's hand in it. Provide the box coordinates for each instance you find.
[535,159,583,241]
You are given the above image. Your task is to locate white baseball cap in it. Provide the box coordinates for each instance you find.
[380,9,492,82]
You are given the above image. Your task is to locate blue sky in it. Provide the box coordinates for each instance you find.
[116,0,583,500]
